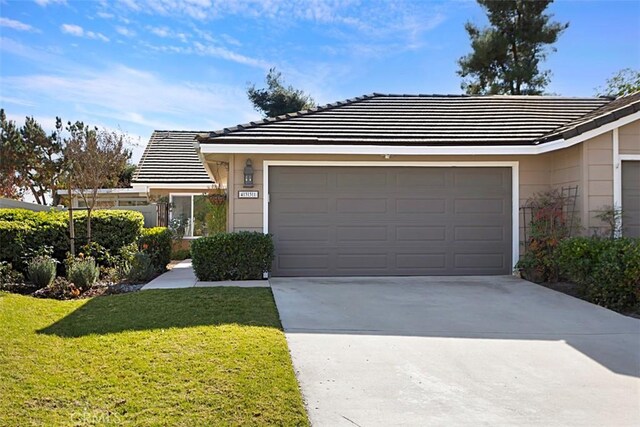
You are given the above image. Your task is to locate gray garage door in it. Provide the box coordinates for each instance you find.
[622,161,640,238]
[268,166,512,276]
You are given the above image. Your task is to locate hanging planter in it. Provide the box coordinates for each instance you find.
[207,192,227,205]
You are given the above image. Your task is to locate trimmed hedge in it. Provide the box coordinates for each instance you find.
[139,227,172,272]
[0,208,144,273]
[557,237,640,311]
[191,232,274,281]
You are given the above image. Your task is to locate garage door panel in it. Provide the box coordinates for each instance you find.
[454,226,505,241]
[454,253,505,269]
[396,169,447,187]
[337,171,388,189]
[271,171,329,189]
[336,226,388,242]
[396,253,447,269]
[396,225,446,241]
[396,198,447,214]
[277,253,329,270]
[336,254,388,270]
[454,198,506,214]
[336,198,388,213]
[277,226,330,242]
[269,166,511,276]
[454,169,508,188]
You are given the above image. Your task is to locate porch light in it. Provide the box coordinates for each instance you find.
[243,159,254,187]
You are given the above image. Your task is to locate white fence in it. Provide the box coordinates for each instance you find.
[0,198,158,227]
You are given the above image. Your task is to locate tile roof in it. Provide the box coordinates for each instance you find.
[198,93,639,146]
[535,91,640,144]
[133,131,213,184]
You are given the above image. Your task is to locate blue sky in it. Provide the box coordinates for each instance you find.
[1,0,639,161]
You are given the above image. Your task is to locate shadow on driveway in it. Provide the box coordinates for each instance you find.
[271,276,640,377]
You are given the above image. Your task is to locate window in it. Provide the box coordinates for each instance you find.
[169,193,227,238]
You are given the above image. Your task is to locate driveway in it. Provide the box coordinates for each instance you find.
[270,276,640,426]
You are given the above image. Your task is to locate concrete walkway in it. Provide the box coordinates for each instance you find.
[271,276,640,427]
[141,260,269,290]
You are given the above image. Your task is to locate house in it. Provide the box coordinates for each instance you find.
[191,92,640,277]
[60,131,219,233]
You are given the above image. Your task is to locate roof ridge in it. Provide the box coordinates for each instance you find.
[205,94,378,138]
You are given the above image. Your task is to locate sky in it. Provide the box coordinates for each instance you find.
[1,0,639,161]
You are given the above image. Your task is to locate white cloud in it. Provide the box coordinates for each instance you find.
[147,25,170,37]
[61,23,84,36]
[60,24,110,42]
[1,64,256,134]
[116,26,136,37]
[97,11,115,19]
[34,0,67,6]
[0,17,38,32]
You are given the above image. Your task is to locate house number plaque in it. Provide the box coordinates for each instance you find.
[238,191,259,199]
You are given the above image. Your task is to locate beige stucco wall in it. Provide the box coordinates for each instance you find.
[620,121,640,155]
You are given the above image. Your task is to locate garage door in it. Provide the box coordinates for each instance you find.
[622,161,640,238]
[268,166,512,276]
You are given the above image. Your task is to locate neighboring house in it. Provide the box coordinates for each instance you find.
[192,92,640,277]
[61,131,218,234]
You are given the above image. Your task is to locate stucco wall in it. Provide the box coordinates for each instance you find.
[580,132,614,234]
[620,121,640,155]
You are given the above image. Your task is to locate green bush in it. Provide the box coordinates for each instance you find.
[27,255,57,289]
[127,252,156,283]
[171,248,191,260]
[557,237,640,311]
[191,232,274,281]
[67,256,100,290]
[73,210,144,252]
[0,208,144,273]
[556,237,608,284]
[139,227,171,272]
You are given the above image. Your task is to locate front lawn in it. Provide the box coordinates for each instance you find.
[0,288,308,426]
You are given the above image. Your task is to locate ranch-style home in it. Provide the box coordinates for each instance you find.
[117,92,640,277]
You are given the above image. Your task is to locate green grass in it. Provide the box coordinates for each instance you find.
[0,289,308,426]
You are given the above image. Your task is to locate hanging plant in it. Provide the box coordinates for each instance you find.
[207,192,227,206]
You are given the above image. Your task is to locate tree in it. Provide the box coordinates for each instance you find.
[0,110,24,199]
[458,0,568,95]
[116,163,137,188]
[247,68,315,117]
[597,68,640,98]
[0,110,65,204]
[64,122,131,243]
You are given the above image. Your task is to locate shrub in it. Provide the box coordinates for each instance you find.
[557,237,640,311]
[27,256,57,289]
[171,248,191,260]
[556,237,608,284]
[139,227,171,272]
[517,189,577,282]
[0,208,144,273]
[67,256,100,290]
[586,238,640,311]
[72,210,144,252]
[191,232,274,281]
[128,252,156,283]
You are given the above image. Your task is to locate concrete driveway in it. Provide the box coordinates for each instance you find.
[270,276,640,426]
